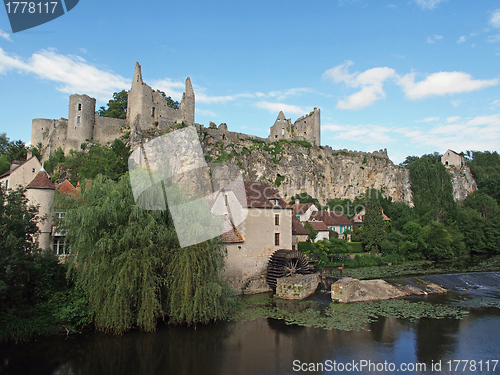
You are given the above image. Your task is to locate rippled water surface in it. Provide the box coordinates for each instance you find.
[2,272,500,375]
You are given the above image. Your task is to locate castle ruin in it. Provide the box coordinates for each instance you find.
[269,109,321,146]
[31,62,323,160]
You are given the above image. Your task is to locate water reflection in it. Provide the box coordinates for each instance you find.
[2,303,500,374]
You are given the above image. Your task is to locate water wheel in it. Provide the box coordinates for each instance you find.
[266,249,311,291]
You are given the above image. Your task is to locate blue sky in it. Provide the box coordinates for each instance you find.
[0,0,499,163]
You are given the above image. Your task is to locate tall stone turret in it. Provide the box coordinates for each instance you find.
[66,94,95,154]
[25,166,55,250]
[180,77,195,124]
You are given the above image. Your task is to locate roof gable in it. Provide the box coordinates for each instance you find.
[310,211,352,226]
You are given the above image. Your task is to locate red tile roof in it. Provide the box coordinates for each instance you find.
[220,215,244,243]
[306,221,329,231]
[56,180,79,197]
[292,203,315,215]
[229,181,290,209]
[310,211,352,226]
[26,170,55,190]
[292,215,309,235]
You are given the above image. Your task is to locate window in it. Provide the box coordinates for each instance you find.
[32,168,35,173]
[78,103,82,111]
[56,211,65,219]
[282,128,285,136]
[53,237,67,256]
[275,214,280,225]
[224,194,228,206]
[5,180,7,190]
[151,107,155,117]
[275,233,280,246]
[77,116,81,124]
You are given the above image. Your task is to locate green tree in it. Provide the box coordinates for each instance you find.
[467,151,500,203]
[159,91,180,110]
[407,154,457,224]
[362,189,385,254]
[303,222,318,242]
[98,90,129,119]
[288,193,320,207]
[62,174,232,333]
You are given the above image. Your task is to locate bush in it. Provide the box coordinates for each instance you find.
[346,242,363,253]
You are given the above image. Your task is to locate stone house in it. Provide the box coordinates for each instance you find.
[292,201,319,222]
[442,149,465,168]
[292,215,308,250]
[310,210,353,240]
[306,221,330,242]
[0,156,41,190]
[213,181,293,293]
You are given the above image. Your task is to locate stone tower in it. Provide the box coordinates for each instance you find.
[25,166,55,250]
[66,94,96,154]
[180,77,195,124]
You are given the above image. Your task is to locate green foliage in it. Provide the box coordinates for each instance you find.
[326,197,356,218]
[98,90,129,119]
[159,91,180,110]
[62,174,232,334]
[346,242,363,253]
[362,189,386,253]
[288,192,320,207]
[466,150,500,203]
[44,140,130,184]
[0,134,29,175]
[275,175,285,187]
[303,222,319,243]
[407,154,457,224]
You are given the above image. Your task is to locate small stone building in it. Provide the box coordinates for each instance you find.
[292,215,308,250]
[269,109,321,146]
[442,149,465,168]
[310,210,353,240]
[0,156,41,190]
[214,181,293,293]
[306,221,330,242]
[292,201,319,222]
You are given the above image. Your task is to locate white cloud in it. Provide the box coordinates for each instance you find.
[489,9,500,28]
[428,35,443,43]
[418,116,440,122]
[414,0,446,10]
[399,71,499,100]
[196,109,217,117]
[322,123,394,144]
[447,116,461,123]
[323,61,397,109]
[256,101,308,115]
[0,48,129,101]
[487,34,500,43]
[266,88,311,100]
[396,113,500,152]
[0,29,12,42]
[197,92,254,104]
[451,99,461,107]
[150,78,185,101]
[491,99,500,108]
[457,36,467,43]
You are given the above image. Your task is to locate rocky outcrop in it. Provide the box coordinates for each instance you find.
[447,166,477,201]
[331,277,447,303]
[200,131,413,206]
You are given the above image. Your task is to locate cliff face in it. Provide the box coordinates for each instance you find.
[199,131,413,206]
[447,166,478,201]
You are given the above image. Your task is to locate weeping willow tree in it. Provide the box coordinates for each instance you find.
[60,174,233,334]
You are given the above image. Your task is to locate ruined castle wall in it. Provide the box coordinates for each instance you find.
[269,116,292,141]
[292,108,320,145]
[32,118,68,161]
[93,116,127,144]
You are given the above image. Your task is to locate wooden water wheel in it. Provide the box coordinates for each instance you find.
[266,249,311,291]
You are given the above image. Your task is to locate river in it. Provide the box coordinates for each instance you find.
[2,272,500,375]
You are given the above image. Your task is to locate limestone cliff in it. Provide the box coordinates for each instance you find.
[447,166,477,201]
[199,129,413,206]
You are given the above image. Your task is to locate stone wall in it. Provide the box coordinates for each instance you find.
[269,108,321,145]
[93,116,126,144]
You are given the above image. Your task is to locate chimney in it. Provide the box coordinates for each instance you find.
[295,199,299,205]
[327,206,330,213]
